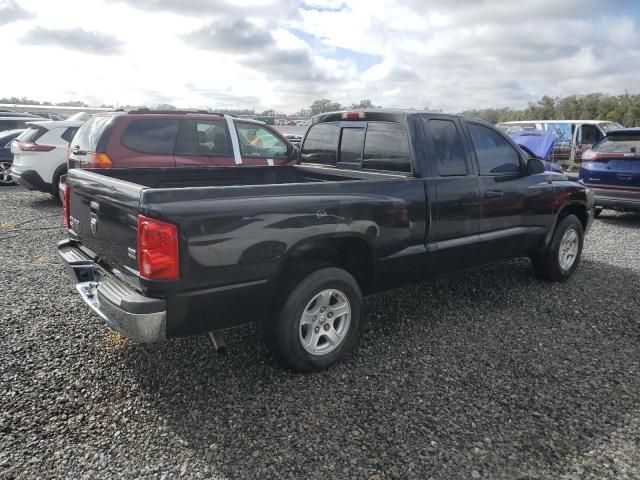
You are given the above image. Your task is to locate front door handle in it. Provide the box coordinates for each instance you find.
[484,190,504,199]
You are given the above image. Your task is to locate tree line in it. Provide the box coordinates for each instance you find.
[459,93,640,127]
[5,92,640,126]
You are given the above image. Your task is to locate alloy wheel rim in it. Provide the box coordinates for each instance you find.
[0,162,13,184]
[558,228,579,271]
[299,288,351,356]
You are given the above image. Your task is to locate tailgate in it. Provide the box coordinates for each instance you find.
[582,156,640,190]
[67,170,143,285]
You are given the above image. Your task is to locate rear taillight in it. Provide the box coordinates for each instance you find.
[61,182,71,230]
[17,141,55,152]
[86,152,113,168]
[137,215,179,280]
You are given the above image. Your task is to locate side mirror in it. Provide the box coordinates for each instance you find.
[526,157,545,174]
[288,144,300,163]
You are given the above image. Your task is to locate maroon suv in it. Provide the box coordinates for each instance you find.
[68,110,297,169]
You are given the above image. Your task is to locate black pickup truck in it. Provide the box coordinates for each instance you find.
[59,110,594,372]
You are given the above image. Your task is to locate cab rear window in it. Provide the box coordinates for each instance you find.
[302,121,411,173]
[301,123,338,165]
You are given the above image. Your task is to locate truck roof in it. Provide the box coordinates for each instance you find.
[312,109,464,124]
[498,120,613,125]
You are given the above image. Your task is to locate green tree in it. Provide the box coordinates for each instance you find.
[309,99,342,115]
[350,99,375,109]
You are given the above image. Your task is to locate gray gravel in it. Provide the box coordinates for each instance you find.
[1,185,639,479]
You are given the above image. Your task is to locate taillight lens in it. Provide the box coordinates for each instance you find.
[137,215,179,280]
[86,152,113,168]
[61,181,71,230]
[17,141,55,152]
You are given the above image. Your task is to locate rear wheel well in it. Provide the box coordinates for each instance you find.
[277,237,373,293]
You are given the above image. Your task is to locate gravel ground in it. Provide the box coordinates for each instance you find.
[1,185,639,480]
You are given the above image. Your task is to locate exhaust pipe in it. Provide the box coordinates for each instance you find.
[207,331,227,355]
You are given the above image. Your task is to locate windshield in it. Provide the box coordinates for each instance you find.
[601,122,623,133]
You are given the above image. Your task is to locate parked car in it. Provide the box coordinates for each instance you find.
[10,120,84,198]
[0,128,25,186]
[68,110,297,169]
[497,120,622,169]
[579,128,640,216]
[58,109,593,373]
[0,114,45,133]
[26,112,66,121]
[507,129,563,173]
[0,110,42,117]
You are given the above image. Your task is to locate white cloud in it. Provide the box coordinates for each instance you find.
[0,0,638,112]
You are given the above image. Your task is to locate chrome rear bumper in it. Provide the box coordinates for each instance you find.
[58,239,166,343]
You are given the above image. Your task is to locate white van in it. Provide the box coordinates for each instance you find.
[496,120,622,169]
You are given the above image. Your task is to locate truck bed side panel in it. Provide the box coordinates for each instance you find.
[140,178,427,335]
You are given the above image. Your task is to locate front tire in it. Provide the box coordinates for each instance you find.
[0,161,15,186]
[532,214,584,281]
[265,267,362,373]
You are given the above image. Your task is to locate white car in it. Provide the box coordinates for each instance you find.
[11,120,84,199]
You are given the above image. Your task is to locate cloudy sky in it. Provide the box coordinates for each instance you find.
[1,0,639,113]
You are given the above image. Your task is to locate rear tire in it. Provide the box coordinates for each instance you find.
[265,266,362,373]
[532,214,584,282]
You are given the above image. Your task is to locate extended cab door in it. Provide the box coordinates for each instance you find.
[464,121,551,262]
[420,115,482,276]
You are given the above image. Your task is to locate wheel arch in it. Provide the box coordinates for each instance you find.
[274,233,374,294]
[544,201,588,247]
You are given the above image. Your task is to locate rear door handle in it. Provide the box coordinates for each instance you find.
[484,190,504,199]
[617,174,632,181]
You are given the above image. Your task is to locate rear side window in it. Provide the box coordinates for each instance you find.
[72,115,115,151]
[339,128,365,165]
[363,122,411,172]
[61,127,79,143]
[424,119,467,176]
[121,119,180,154]
[301,123,338,165]
[175,119,232,156]
[468,123,521,175]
